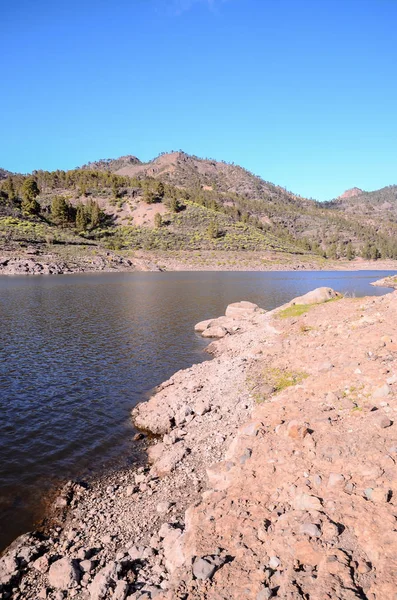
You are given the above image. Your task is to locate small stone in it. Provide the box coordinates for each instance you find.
[133,432,145,441]
[375,415,393,429]
[156,501,172,514]
[268,556,280,569]
[80,560,94,573]
[318,362,334,373]
[299,523,321,537]
[357,561,372,574]
[33,555,49,573]
[327,473,345,488]
[125,485,135,497]
[287,420,308,440]
[257,586,273,600]
[373,384,390,399]
[366,487,390,503]
[192,557,216,580]
[293,493,322,511]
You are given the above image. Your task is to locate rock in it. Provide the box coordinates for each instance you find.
[375,415,393,429]
[193,397,211,416]
[257,586,273,600]
[151,442,188,477]
[0,553,19,586]
[365,487,390,503]
[156,501,172,514]
[327,473,345,488]
[162,527,185,573]
[240,421,262,436]
[194,318,215,332]
[80,560,94,573]
[113,580,129,600]
[373,384,390,398]
[201,325,228,338]
[299,523,322,537]
[293,493,322,511]
[125,485,136,497]
[128,545,145,561]
[268,556,280,569]
[225,301,260,318]
[33,555,49,573]
[286,287,341,306]
[287,420,308,440]
[48,557,80,590]
[192,557,217,580]
[89,561,120,600]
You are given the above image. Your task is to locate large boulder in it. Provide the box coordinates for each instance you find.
[194,318,215,332]
[287,287,341,306]
[225,301,260,318]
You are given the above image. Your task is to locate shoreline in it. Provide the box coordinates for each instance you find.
[2,248,397,275]
[1,287,397,598]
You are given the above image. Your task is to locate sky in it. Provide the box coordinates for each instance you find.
[1,0,396,201]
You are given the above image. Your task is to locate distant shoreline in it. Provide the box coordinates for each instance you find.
[2,248,397,275]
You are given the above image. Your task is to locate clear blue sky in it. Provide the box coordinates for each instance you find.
[1,0,396,200]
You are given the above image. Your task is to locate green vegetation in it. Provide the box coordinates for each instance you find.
[277,304,312,319]
[248,366,309,403]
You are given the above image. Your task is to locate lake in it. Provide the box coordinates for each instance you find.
[0,269,395,551]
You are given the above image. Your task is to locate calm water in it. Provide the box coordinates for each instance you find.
[0,270,395,550]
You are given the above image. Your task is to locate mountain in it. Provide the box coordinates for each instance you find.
[1,151,397,264]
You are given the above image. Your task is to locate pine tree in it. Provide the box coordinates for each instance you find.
[51,196,70,225]
[75,204,88,231]
[21,177,40,216]
[346,242,354,261]
[89,201,101,228]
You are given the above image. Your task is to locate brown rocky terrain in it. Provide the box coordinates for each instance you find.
[1,287,397,600]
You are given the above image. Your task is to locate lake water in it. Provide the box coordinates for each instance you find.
[0,270,395,551]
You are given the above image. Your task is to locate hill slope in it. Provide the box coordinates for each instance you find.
[0,152,397,270]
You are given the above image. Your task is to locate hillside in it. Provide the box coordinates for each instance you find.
[0,168,12,180]
[329,185,397,219]
[0,152,397,272]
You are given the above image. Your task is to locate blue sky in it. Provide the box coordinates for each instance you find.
[1,0,396,200]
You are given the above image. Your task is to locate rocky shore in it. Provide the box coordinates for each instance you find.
[0,251,162,275]
[1,248,397,275]
[371,275,397,290]
[1,287,397,599]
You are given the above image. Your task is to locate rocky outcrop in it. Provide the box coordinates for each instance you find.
[371,275,397,289]
[0,253,136,276]
[338,187,364,199]
[2,287,397,599]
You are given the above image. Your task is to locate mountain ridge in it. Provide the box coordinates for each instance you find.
[1,150,397,266]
